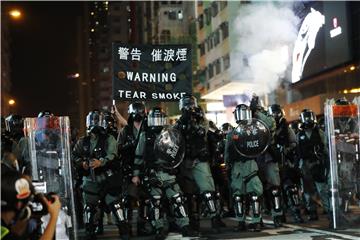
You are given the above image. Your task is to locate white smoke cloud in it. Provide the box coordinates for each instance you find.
[230,2,300,95]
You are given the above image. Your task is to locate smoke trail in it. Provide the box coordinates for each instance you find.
[230,2,300,95]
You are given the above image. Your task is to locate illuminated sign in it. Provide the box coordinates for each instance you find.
[292,8,325,84]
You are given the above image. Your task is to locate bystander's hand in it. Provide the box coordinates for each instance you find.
[45,195,61,218]
[132,176,140,186]
[82,161,89,170]
[90,159,102,169]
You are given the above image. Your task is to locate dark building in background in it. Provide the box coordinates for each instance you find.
[76,1,197,128]
[1,7,12,115]
[284,1,360,121]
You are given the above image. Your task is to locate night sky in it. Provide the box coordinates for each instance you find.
[4,1,84,117]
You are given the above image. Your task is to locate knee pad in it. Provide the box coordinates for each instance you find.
[249,192,261,218]
[202,191,217,214]
[270,186,282,212]
[286,185,300,207]
[233,194,245,218]
[150,195,162,220]
[171,193,188,218]
[110,200,127,222]
[84,204,97,224]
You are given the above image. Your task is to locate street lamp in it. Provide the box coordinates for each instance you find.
[8,99,16,106]
[9,9,22,20]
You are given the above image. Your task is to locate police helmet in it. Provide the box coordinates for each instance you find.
[5,114,23,133]
[234,104,252,123]
[299,109,317,129]
[268,104,285,123]
[101,112,116,130]
[86,110,104,133]
[38,110,53,118]
[221,123,233,134]
[179,94,197,111]
[335,97,349,105]
[128,102,146,121]
[148,107,168,127]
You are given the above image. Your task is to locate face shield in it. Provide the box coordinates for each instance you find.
[268,104,284,124]
[5,115,24,134]
[300,110,316,129]
[234,104,252,123]
[128,102,146,122]
[148,108,168,127]
[86,111,104,134]
[179,95,197,111]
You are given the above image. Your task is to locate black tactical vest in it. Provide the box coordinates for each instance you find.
[274,120,290,147]
[297,128,323,162]
[144,128,158,168]
[121,125,137,162]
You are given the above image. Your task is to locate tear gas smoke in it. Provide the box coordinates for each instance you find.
[230,2,300,95]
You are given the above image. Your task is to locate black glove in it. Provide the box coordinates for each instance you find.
[250,95,259,113]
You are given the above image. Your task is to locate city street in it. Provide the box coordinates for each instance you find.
[78,213,360,240]
[1,1,359,240]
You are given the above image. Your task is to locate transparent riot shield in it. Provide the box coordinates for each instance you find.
[24,116,77,239]
[325,97,360,229]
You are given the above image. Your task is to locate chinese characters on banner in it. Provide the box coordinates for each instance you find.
[112,43,192,101]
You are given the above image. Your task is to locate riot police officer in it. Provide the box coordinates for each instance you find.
[225,103,273,232]
[117,102,152,236]
[330,98,359,217]
[5,114,24,143]
[131,107,197,240]
[297,109,329,221]
[251,98,284,228]
[175,94,225,232]
[268,104,303,223]
[102,111,118,139]
[208,122,232,216]
[72,110,129,240]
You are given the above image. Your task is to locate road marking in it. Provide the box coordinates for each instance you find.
[260,218,359,240]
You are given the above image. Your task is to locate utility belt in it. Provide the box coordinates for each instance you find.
[151,166,178,175]
[84,168,114,182]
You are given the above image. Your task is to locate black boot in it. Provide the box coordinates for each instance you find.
[293,209,304,223]
[234,221,246,232]
[248,222,261,232]
[308,210,319,221]
[155,228,167,240]
[211,217,222,233]
[273,215,283,228]
[212,215,226,227]
[85,224,97,240]
[181,225,199,237]
[95,210,104,235]
[137,220,153,236]
[118,222,130,240]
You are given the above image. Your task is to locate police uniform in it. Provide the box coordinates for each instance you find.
[72,111,129,240]
[225,107,271,231]
[272,115,303,223]
[175,106,224,231]
[132,107,196,240]
[267,104,303,224]
[297,109,329,220]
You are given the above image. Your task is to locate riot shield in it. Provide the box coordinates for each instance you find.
[24,116,77,239]
[154,126,185,169]
[325,97,360,229]
[232,118,271,158]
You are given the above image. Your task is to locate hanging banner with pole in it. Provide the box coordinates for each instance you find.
[112,43,192,102]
